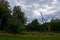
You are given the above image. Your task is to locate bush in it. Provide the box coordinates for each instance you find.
[6,17,23,34]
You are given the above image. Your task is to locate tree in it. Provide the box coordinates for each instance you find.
[13,6,26,24]
[7,6,26,33]
[40,11,51,32]
[7,16,22,33]
[0,0,10,30]
[25,19,43,32]
[40,11,48,32]
[50,18,60,32]
[13,6,26,30]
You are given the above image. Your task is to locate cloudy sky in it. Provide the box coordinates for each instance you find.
[7,0,60,22]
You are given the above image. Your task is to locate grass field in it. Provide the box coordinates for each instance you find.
[0,35,60,40]
[0,32,60,40]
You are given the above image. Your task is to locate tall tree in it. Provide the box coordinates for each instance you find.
[40,11,47,32]
[13,6,26,24]
[0,0,10,30]
[7,6,26,33]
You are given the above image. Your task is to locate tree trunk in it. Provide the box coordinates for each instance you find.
[48,23,50,32]
[0,15,3,28]
[40,11,47,32]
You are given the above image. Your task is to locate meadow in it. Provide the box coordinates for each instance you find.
[0,36,60,40]
[0,32,60,40]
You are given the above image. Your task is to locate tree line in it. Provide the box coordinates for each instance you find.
[0,0,60,34]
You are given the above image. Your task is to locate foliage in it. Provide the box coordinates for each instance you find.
[50,19,60,32]
[25,19,43,32]
[6,6,26,33]
[0,0,60,33]
[6,16,22,33]
[13,6,26,24]
[0,0,26,33]
[0,0,10,30]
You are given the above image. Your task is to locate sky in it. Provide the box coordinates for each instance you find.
[7,0,60,23]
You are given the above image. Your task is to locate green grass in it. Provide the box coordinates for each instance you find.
[0,32,60,40]
[0,35,60,40]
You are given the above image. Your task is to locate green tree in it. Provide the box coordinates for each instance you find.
[25,19,43,32]
[7,16,22,33]
[0,0,10,30]
[13,6,26,24]
[7,6,26,33]
[50,18,60,32]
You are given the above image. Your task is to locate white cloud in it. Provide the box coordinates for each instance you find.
[7,0,60,22]
[33,10,40,17]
